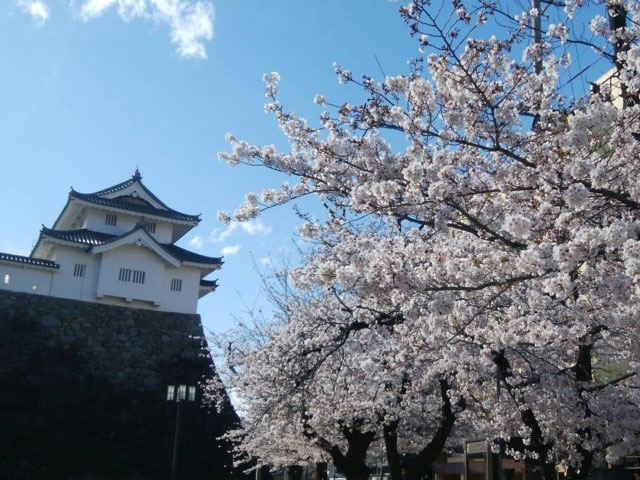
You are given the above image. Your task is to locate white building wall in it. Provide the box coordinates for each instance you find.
[0,263,56,296]
[81,209,174,242]
[150,222,173,243]
[161,265,201,314]
[97,245,166,306]
[48,245,102,302]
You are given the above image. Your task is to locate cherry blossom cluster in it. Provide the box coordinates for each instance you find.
[212,2,640,479]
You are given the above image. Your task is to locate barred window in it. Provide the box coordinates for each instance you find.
[119,268,145,284]
[73,263,86,278]
[146,222,156,234]
[3,274,9,284]
[170,278,182,292]
[105,214,117,226]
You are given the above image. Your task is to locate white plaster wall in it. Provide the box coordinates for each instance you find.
[81,209,173,242]
[97,245,164,305]
[82,209,140,236]
[2,244,202,314]
[96,245,199,313]
[161,265,201,314]
[48,245,102,302]
[150,222,173,243]
[0,263,55,295]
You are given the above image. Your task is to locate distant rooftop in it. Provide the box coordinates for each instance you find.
[0,252,59,269]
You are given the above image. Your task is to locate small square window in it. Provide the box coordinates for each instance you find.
[73,263,86,278]
[146,222,156,234]
[105,214,117,226]
[32,284,38,291]
[166,385,175,401]
[3,274,9,284]
[177,385,186,401]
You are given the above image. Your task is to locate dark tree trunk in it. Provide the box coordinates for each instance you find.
[525,458,557,480]
[383,421,403,480]
[402,457,423,480]
[313,462,329,480]
[384,379,463,480]
[494,351,556,480]
[565,344,595,480]
[285,465,304,480]
[302,413,374,480]
[336,428,375,480]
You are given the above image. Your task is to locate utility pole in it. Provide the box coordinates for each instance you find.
[171,401,182,480]
[167,384,196,480]
[533,0,543,74]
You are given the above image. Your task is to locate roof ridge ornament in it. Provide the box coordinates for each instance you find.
[133,167,142,181]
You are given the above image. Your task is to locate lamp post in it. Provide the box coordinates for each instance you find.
[167,384,196,480]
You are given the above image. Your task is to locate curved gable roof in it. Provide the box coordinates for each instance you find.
[69,190,201,223]
[69,169,200,224]
[90,169,172,210]
[36,227,223,268]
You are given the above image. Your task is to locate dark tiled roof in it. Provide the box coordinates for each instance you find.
[41,227,114,245]
[0,252,59,269]
[40,228,222,267]
[69,190,200,223]
[90,169,172,210]
[164,244,223,266]
[199,279,218,288]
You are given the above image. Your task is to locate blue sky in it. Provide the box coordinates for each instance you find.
[1,1,612,334]
[0,1,416,333]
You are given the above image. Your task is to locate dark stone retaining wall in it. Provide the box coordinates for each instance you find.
[0,290,243,480]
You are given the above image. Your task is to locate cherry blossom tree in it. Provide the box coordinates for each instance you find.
[213,2,640,479]
[209,262,469,480]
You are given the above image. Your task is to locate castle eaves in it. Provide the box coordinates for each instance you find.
[69,191,200,223]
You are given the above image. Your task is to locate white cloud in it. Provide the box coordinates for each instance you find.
[75,0,214,59]
[17,0,50,27]
[187,235,204,249]
[209,219,272,243]
[221,244,241,256]
[259,256,272,266]
[240,219,272,236]
[209,223,237,243]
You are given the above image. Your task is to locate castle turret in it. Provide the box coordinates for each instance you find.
[0,170,221,313]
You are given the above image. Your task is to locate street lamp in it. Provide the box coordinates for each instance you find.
[167,384,197,480]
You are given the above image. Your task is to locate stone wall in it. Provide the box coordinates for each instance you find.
[0,290,243,480]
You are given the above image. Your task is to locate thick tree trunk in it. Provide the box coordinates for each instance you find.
[525,458,557,480]
[402,457,423,480]
[323,427,374,480]
[494,351,556,480]
[313,462,329,480]
[384,379,462,480]
[301,416,374,480]
[285,465,304,480]
[565,344,595,480]
[383,421,403,480]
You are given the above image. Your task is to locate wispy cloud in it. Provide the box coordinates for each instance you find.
[259,256,272,266]
[221,244,241,256]
[240,219,272,236]
[17,0,49,27]
[72,0,214,59]
[209,223,237,243]
[209,219,272,243]
[188,235,204,249]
